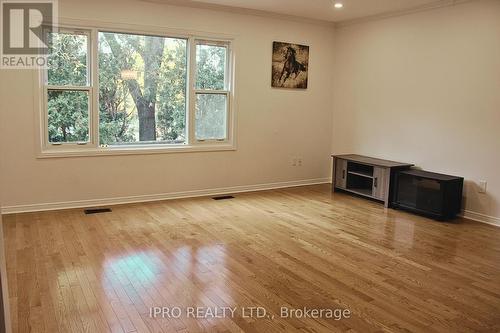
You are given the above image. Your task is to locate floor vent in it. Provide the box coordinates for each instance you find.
[84,208,112,215]
[212,195,235,201]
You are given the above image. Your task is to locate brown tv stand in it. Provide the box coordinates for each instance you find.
[332,154,413,207]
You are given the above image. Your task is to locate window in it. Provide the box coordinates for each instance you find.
[41,26,233,156]
[45,30,91,144]
[194,41,230,141]
[98,32,187,145]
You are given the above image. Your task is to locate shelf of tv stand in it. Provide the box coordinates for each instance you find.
[344,187,373,198]
[348,170,374,179]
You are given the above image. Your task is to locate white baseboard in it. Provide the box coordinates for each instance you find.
[461,210,500,227]
[0,178,331,215]
[5,180,497,228]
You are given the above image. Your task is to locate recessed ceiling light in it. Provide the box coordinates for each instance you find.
[334,2,344,9]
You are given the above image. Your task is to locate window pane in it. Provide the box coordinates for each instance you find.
[47,32,88,86]
[195,94,227,140]
[98,32,187,145]
[48,90,89,143]
[196,43,226,90]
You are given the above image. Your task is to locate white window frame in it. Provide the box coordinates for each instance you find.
[191,39,231,144]
[37,22,236,158]
[42,28,94,149]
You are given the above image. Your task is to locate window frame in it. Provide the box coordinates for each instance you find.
[42,28,94,149]
[37,22,236,158]
[191,39,232,143]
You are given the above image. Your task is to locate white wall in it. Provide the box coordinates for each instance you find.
[332,0,500,221]
[0,0,335,210]
[2,0,499,223]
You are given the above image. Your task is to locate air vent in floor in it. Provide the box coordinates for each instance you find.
[84,208,112,215]
[212,195,235,201]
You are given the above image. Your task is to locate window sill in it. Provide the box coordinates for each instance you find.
[37,143,236,158]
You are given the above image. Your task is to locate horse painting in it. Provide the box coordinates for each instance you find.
[272,42,309,89]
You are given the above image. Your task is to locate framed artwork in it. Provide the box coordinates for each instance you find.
[271,41,309,89]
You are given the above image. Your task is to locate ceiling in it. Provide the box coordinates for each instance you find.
[145,0,460,23]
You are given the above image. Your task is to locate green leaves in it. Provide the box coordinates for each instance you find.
[47,90,89,143]
[47,32,88,86]
[196,44,226,90]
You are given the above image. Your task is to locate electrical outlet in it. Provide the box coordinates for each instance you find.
[297,158,303,167]
[478,181,487,194]
[291,158,297,167]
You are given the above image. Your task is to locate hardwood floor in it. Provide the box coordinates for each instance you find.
[2,184,500,333]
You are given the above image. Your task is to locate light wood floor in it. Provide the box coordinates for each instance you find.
[3,185,500,333]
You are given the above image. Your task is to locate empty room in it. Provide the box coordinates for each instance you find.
[0,0,499,332]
